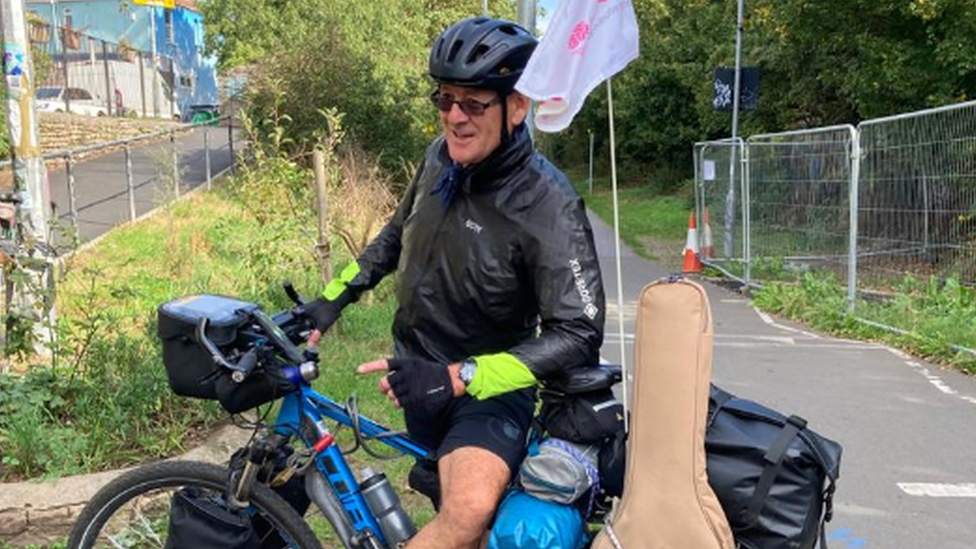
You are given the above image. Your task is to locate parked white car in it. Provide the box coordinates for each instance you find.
[35,87,108,117]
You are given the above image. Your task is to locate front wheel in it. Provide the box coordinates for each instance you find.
[68,460,322,549]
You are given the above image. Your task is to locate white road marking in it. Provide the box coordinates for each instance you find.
[887,347,913,360]
[897,483,976,498]
[753,307,822,339]
[887,348,976,407]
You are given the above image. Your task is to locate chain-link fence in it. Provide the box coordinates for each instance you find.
[28,19,179,120]
[694,138,746,278]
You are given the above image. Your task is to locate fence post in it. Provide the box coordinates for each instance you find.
[138,51,147,117]
[171,132,180,198]
[313,149,333,286]
[101,39,112,116]
[125,144,136,221]
[204,126,212,190]
[65,153,78,232]
[169,58,176,120]
[741,139,751,287]
[60,26,71,113]
[847,127,860,313]
[228,118,235,174]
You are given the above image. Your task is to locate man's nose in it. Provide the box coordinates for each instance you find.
[448,102,471,124]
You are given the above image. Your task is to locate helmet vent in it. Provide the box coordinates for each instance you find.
[447,40,464,63]
[499,25,518,36]
[468,44,491,64]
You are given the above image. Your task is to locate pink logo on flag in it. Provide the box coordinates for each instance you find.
[568,22,590,52]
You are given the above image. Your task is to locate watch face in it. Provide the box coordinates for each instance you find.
[460,361,477,384]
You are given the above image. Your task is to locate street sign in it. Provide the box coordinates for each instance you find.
[133,0,176,8]
[713,67,760,112]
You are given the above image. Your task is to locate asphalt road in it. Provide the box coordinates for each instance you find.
[590,213,976,549]
[46,125,235,244]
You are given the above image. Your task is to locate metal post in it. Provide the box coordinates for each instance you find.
[125,144,136,220]
[204,125,212,190]
[2,0,56,352]
[170,132,179,198]
[168,57,176,120]
[921,174,930,255]
[101,39,112,116]
[517,0,536,135]
[483,0,488,16]
[742,140,751,286]
[847,128,860,312]
[60,25,71,113]
[66,154,77,231]
[588,130,594,194]
[725,0,746,259]
[138,49,147,117]
[149,5,159,117]
[228,117,235,173]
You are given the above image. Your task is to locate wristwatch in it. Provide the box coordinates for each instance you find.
[459,358,478,387]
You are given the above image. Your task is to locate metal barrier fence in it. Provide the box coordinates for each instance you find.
[858,102,976,292]
[695,100,976,353]
[694,138,746,278]
[28,20,181,120]
[1,118,237,244]
[746,126,858,296]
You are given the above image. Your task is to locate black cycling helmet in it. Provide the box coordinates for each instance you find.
[429,17,538,95]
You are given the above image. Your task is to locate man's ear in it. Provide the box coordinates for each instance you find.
[507,92,531,129]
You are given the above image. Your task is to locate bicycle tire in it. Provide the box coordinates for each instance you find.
[68,460,323,549]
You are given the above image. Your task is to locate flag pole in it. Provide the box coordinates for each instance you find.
[606,77,628,432]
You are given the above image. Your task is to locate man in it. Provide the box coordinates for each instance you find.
[305,17,605,549]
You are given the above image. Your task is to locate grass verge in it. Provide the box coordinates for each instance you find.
[566,167,692,269]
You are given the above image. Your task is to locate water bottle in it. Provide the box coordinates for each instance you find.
[360,467,417,547]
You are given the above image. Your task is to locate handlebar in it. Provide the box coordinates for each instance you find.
[195,283,321,385]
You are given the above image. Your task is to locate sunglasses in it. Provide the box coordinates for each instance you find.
[430,91,502,117]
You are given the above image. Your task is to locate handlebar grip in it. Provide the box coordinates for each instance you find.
[237,349,259,378]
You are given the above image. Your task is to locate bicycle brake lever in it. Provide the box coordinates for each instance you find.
[283,281,305,306]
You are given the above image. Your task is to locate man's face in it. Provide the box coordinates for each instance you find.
[437,84,505,167]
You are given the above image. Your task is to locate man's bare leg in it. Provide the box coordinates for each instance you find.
[406,447,510,549]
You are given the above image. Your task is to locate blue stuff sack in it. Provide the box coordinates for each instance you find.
[488,491,587,549]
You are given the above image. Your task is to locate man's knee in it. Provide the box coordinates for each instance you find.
[437,447,511,544]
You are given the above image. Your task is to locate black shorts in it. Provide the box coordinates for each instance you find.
[405,388,536,475]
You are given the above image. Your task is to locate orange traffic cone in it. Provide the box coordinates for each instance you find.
[682,211,703,274]
[701,207,715,259]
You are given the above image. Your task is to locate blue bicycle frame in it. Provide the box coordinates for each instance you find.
[271,378,430,549]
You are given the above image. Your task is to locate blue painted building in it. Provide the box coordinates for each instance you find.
[26,0,218,119]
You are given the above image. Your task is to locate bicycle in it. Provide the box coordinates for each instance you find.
[66,284,621,549]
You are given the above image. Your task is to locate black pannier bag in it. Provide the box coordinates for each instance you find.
[158,295,296,414]
[164,487,260,549]
[706,385,843,549]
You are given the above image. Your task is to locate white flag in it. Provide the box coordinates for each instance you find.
[515,0,639,133]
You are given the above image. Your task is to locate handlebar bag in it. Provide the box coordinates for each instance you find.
[158,294,296,413]
[164,487,260,549]
[158,294,259,400]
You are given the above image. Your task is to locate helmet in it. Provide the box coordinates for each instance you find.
[429,17,538,95]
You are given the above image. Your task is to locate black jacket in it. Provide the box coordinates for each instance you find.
[347,126,605,381]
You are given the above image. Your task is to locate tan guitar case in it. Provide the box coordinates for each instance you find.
[592,278,734,549]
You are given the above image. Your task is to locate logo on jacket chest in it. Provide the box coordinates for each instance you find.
[464,218,484,234]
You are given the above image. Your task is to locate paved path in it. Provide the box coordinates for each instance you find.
[46,125,235,243]
[590,213,976,549]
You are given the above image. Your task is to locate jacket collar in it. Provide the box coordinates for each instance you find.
[436,124,534,193]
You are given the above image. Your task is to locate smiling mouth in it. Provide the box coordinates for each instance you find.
[452,129,475,142]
